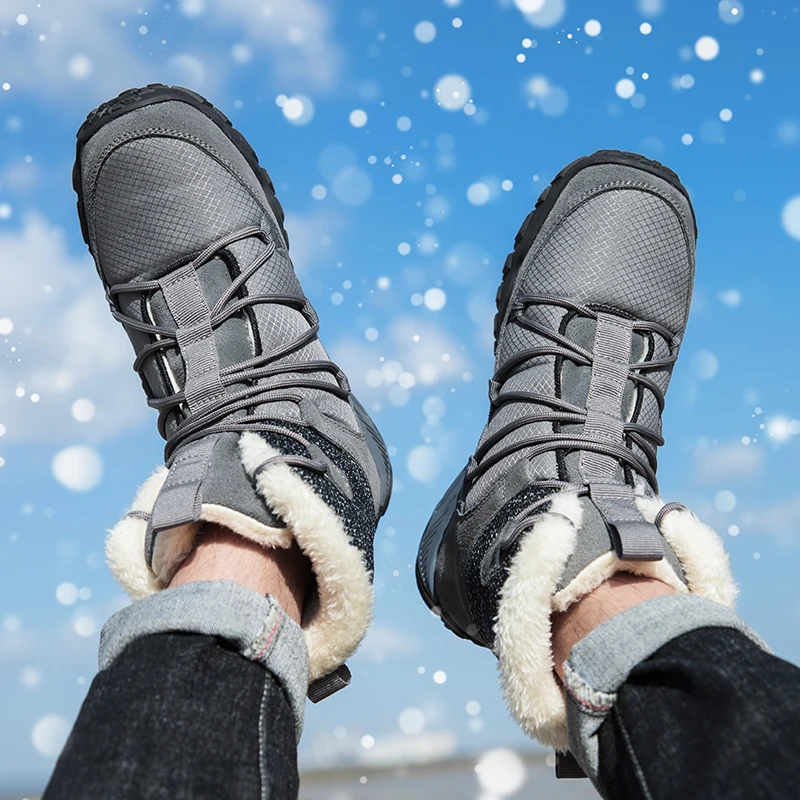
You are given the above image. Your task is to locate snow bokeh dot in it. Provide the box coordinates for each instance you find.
[67,55,93,80]
[692,350,719,380]
[398,707,426,735]
[714,490,737,513]
[20,667,42,689]
[349,109,368,128]
[73,614,96,638]
[56,582,78,606]
[407,445,441,482]
[467,182,490,205]
[781,196,800,240]
[51,446,103,492]
[719,0,744,23]
[695,36,720,61]
[476,748,526,796]
[32,715,70,758]
[519,0,566,28]
[231,43,252,64]
[434,74,471,111]
[414,21,437,44]
[513,0,545,12]
[180,0,206,16]
[281,96,314,126]
[584,19,602,37]
[71,398,96,423]
[616,79,636,99]
[424,288,447,311]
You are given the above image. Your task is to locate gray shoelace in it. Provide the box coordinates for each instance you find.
[466,294,676,493]
[107,225,349,471]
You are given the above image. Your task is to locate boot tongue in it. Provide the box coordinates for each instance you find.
[471,304,648,510]
[143,254,256,437]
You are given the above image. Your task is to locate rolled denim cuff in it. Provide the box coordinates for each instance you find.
[563,594,769,782]
[99,580,309,742]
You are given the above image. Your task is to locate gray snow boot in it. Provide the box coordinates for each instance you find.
[74,85,391,696]
[416,151,736,750]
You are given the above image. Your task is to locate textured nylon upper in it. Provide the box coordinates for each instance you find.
[81,102,356,436]
[77,96,385,527]
[435,162,696,645]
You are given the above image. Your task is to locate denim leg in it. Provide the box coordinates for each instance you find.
[43,581,309,800]
[562,593,800,799]
[595,626,800,800]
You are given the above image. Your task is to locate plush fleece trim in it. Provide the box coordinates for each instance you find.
[494,491,736,753]
[636,495,738,608]
[239,432,374,682]
[106,466,169,600]
[494,490,582,751]
[106,468,292,600]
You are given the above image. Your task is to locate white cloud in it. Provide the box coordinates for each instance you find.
[361,730,457,767]
[0,0,342,108]
[282,210,344,274]
[0,1,163,103]
[0,216,145,443]
[354,622,421,663]
[693,440,765,485]
[202,0,343,90]
[330,316,471,404]
[308,728,457,770]
[740,494,800,538]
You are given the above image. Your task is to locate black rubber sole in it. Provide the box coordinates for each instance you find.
[416,149,696,639]
[72,83,289,256]
[492,149,697,351]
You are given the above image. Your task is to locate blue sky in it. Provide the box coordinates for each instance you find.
[1,0,800,792]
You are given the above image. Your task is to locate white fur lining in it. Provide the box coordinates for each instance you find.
[238,432,374,682]
[494,491,736,752]
[636,495,738,608]
[494,490,582,751]
[106,466,168,600]
[105,434,374,683]
[106,468,292,600]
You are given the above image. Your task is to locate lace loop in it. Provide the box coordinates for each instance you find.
[467,295,676,492]
[109,226,348,467]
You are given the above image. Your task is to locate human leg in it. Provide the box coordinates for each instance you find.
[44,528,311,800]
[414,151,784,795]
[47,83,393,797]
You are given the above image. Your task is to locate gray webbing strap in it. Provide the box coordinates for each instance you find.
[159,264,226,413]
[580,313,663,562]
[146,264,228,563]
[146,435,218,566]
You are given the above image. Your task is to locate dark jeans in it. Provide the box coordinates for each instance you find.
[43,633,299,800]
[43,626,800,799]
[597,627,800,799]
